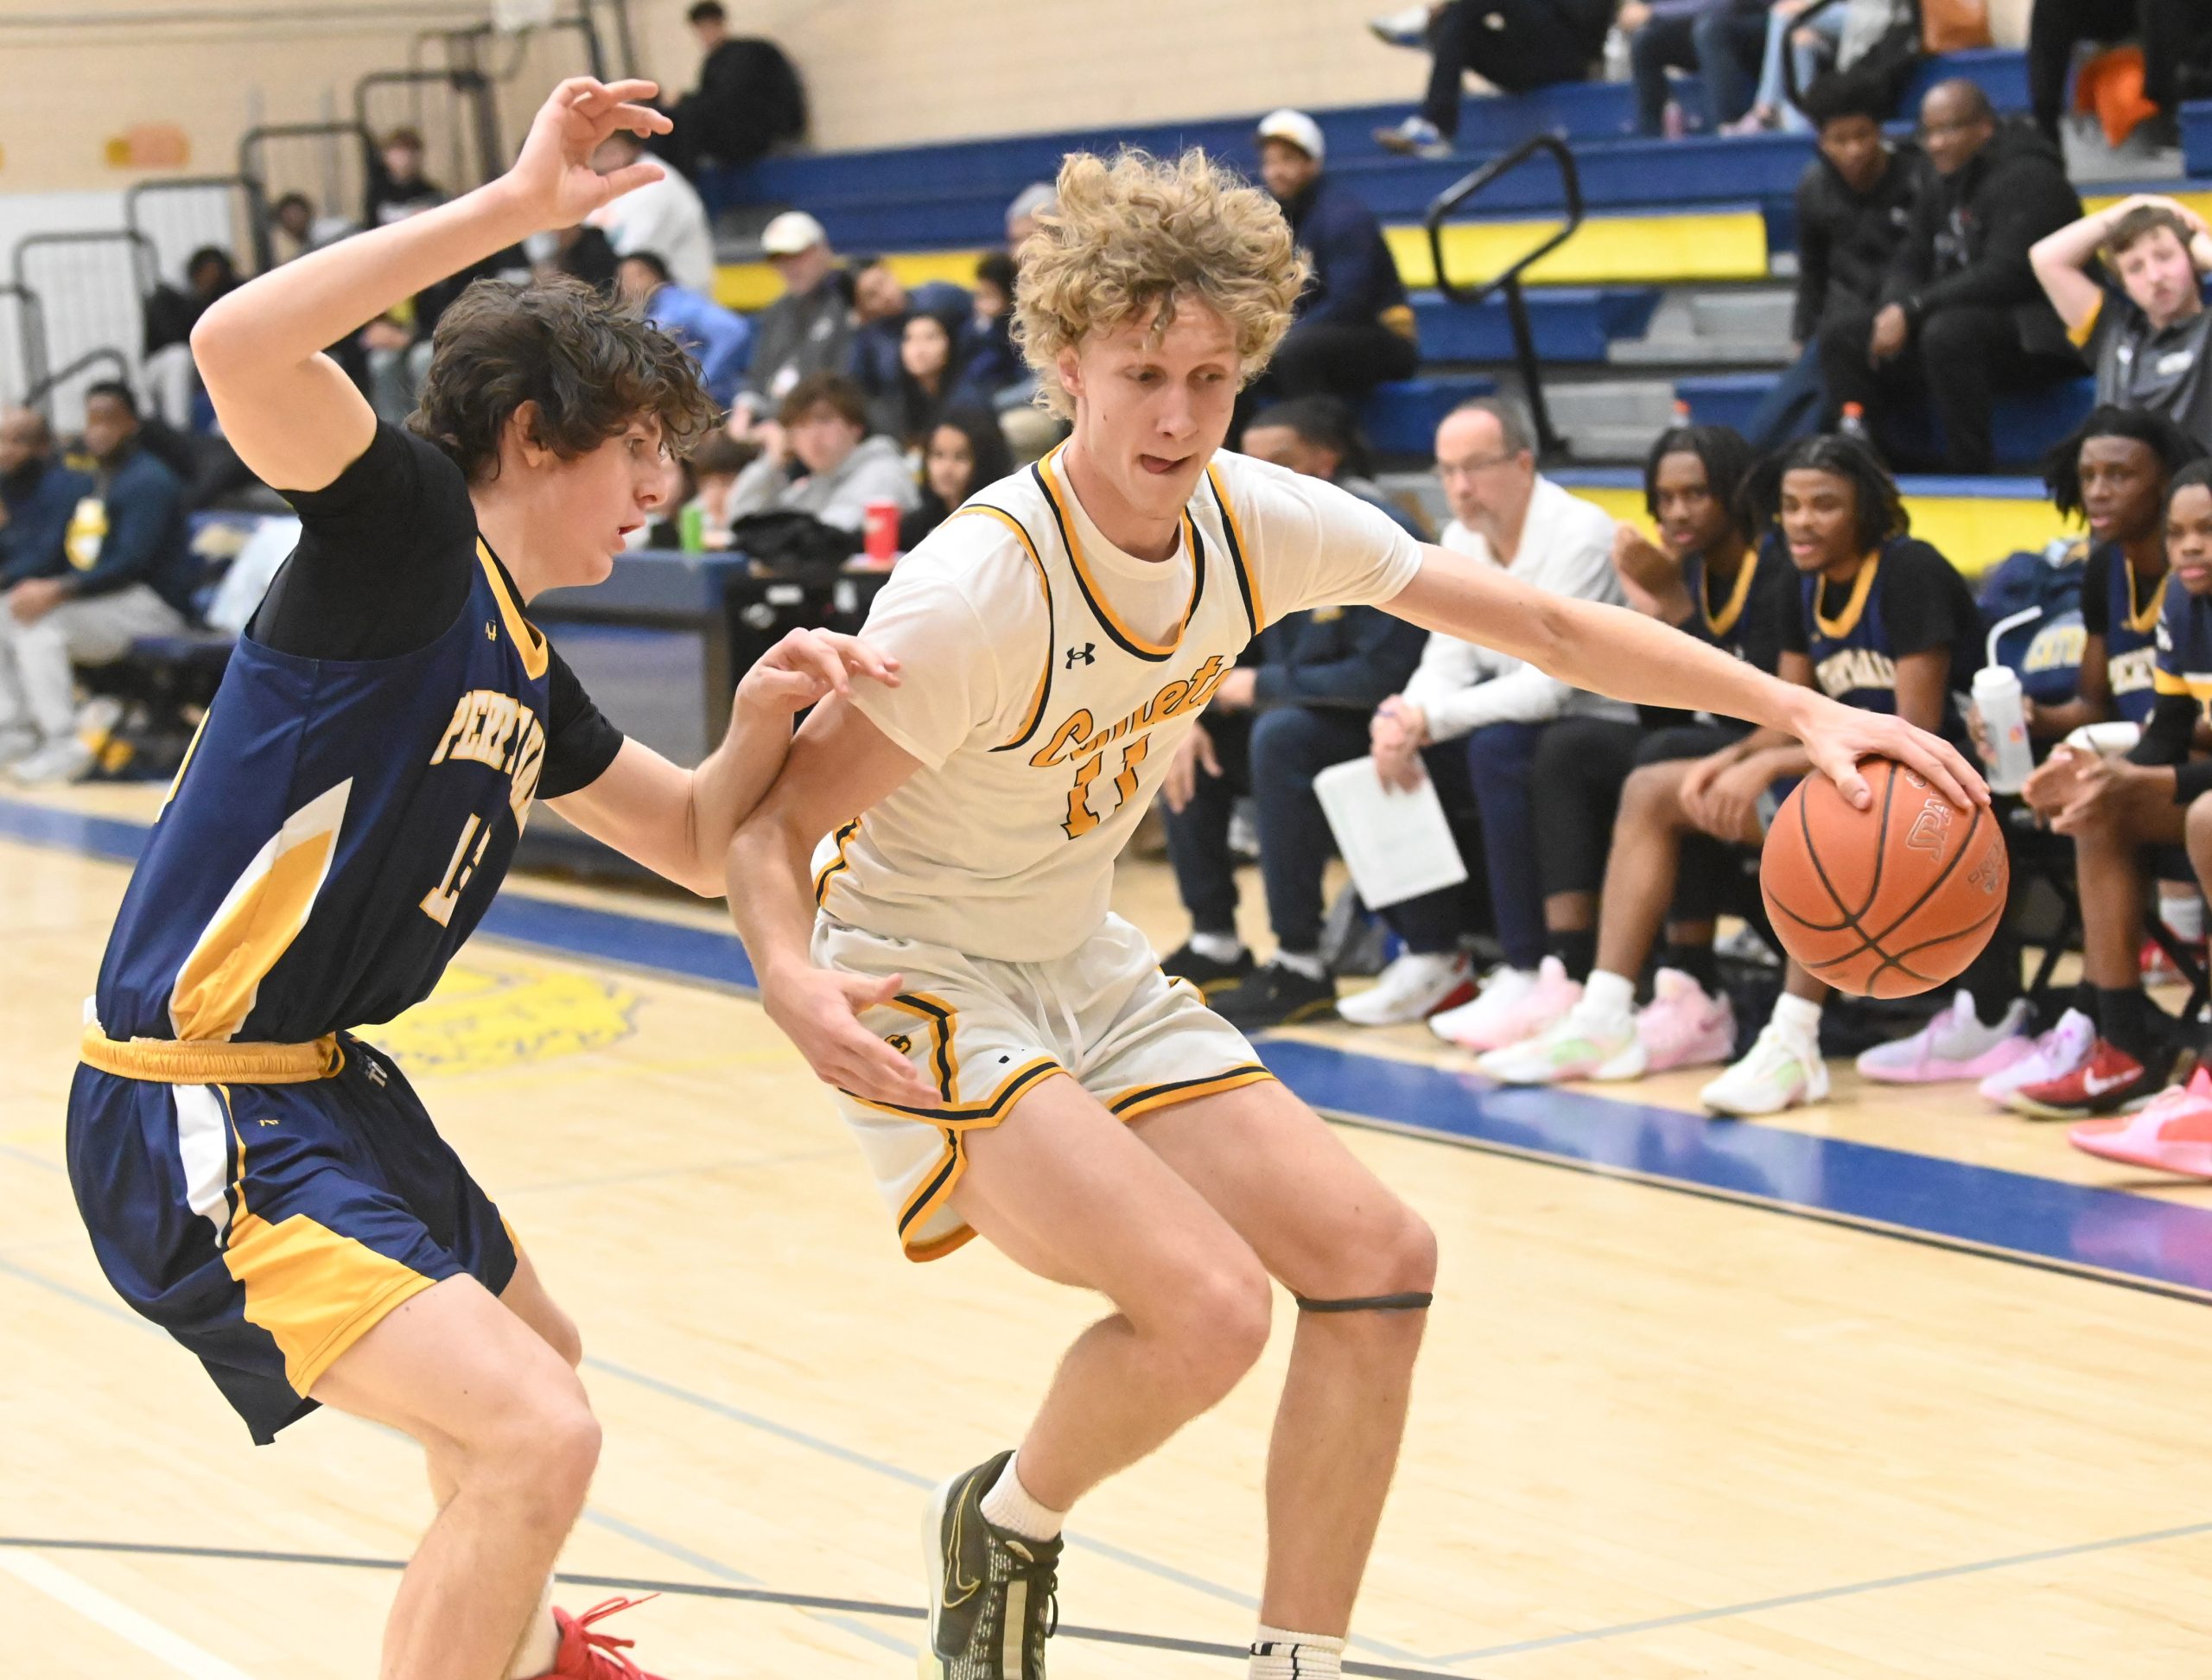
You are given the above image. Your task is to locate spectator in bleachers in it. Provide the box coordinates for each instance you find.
[845,258,913,405]
[271,192,356,259]
[1481,424,1794,1083]
[587,128,717,296]
[2027,0,2212,153]
[1005,183,1055,257]
[2032,197,2212,442]
[957,251,1025,404]
[0,408,90,594]
[899,405,1013,550]
[685,430,759,550]
[1344,397,1633,1031]
[364,128,445,229]
[1254,110,1420,408]
[1749,69,1921,449]
[1153,397,1430,1026]
[725,372,916,532]
[869,305,970,453]
[616,250,753,409]
[1624,0,1778,137]
[141,246,238,431]
[1373,0,1615,157]
[1821,80,2084,474]
[736,211,853,430]
[532,220,619,290]
[1728,0,1847,133]
[2010,460,2212,1118]
[665,2,807,176]
[0,383,191,784]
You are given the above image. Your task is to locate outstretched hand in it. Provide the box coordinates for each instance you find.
[505,78,671,232]
[1794,694,1986,813]
[736,627,900,717]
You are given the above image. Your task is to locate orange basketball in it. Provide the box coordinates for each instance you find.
[1758,758,2008,999]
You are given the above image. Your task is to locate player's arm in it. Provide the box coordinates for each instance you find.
[724,697,939,1105]
[1384,542,1986,811]
[550,629,899,896]
[190,78,670,493]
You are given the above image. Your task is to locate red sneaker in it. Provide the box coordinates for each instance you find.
[535,1596,664,1680]
[2071,1067,2212,1178]
[2005,1037,2173,1120]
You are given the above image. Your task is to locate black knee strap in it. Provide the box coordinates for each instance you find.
[1294,1291,1433,1314]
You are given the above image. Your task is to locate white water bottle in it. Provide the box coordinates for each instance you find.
[1973,665,2034,795]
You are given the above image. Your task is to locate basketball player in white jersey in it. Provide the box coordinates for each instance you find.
[726,150,1983,1680]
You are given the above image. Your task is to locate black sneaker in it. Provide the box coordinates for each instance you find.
[1210,962,1338,1030]
[921,1451,1061,1678]
[1161,940,1255,994]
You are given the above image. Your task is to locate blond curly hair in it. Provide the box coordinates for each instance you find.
[1013,149,1307,420]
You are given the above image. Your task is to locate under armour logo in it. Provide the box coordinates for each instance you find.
[1065,643,1096,668]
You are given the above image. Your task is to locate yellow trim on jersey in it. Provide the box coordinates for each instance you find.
[880,991,963,1101]
[1812,550,1881,640]
[478,539,549,680]
[2153,667,2212,698]
[1036,446,1201,660]
[2067,290,2102,351]
[845,1054,1064,1126]
[2126,564,2170,635]
[1701,550,1758,639]
[81,1028,343,1084]
[1108,1065,1277,1123]
[160,709,211,815]
[948,503,1056,750]
[1205,464,1265,635]
[813,817,861,908]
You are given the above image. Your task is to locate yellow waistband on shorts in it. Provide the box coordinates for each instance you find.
[79,1027,345,1085]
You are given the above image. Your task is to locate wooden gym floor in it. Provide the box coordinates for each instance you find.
[5,781,2212,1678]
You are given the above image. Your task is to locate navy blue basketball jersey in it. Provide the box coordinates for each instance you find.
[2152,569,2212,724]
[94,544,556,1043]
[1786,537,1979,739]
[1679,531,1792,674]
[2088,542,2167,724]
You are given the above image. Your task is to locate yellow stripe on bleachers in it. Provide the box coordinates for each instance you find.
[714,207,1770,309]
[1574,485,2069,577]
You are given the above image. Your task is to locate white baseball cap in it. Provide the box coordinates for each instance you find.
[761,209,827,257]
[1255,109,1325,165]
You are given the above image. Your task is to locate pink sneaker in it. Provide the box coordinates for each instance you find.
[1976,1009,2094,1106]
[1634,968,1737,1073]
[2070,1068,2212,1178]
[1854,992,2034,1085]
[1430,956,1581,1053]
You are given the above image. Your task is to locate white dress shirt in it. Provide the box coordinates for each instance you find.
[590,165,719,295]
[1403,474,1635,741]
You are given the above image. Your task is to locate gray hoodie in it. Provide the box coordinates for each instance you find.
[727,431,918,532]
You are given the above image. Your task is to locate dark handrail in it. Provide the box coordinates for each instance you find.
[1777,0,1849,117]
[1421,131,1584,457]
[0,281,49,412]
[10,228,161,300]
[355,66,502,189]
[238,120,378,199]
[27,345,130,410]
[124,175,273,274]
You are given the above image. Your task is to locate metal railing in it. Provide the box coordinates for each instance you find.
[126,175,273,277]
[26,346,130,412]
[1423,132,1586,458]
[10,230,159,427]
[0,282,48,411]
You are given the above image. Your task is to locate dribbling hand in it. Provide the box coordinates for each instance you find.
[1792,693,1986,812]
[505,78,672,232]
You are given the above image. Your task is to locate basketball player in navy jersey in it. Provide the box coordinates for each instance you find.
[66,80,893,1680]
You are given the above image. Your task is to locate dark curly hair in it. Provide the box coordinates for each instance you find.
[1642,423,1756,529]
[409,274,719,483]
[2042,404,2204,522]
[1745,432,1909,556]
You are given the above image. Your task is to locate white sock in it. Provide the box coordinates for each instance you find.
[1249,1626,1345,1678]
[1771,992,1823,1041]
[2162,894,2205,942]
[979,1453,1066,1543]
[1578,968,1635,1026]
[504,1581,560,1678]
[1190,930,1246,964]
[1274,948,1326,981]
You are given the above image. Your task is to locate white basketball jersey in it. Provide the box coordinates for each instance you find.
[822,444,1424,962]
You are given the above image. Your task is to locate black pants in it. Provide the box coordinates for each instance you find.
[1531,717,1738,920]
[1160,707,1376,954]
[2027,0,2208,137]
[1423,0,1595,131]
[1818,302,2081,474]
[1269,317,1421,404]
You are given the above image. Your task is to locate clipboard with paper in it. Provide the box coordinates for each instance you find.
[1312,755,1469,910]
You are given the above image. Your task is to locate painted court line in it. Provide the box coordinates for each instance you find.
[0,1550,257,1679]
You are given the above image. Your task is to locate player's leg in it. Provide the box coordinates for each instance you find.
[312,1274,602,1680]
[950,1076,1275,1509]
[1130,1081,1434,1649]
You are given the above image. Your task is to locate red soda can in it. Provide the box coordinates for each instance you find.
[863,499,899,563]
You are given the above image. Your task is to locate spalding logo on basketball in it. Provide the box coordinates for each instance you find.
[1759,758,2007,999]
